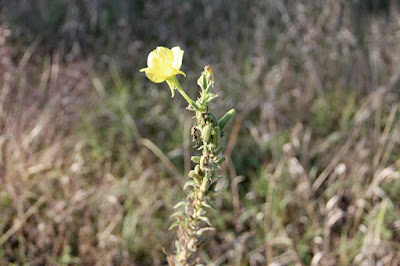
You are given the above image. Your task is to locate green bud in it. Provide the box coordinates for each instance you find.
[197,66,214,90]
[201,124,212,142]
[197,73,208,92]
[218,109,236,130]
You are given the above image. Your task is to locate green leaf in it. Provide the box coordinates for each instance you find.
[208,113,218,124]
[216,157,225,165]
[198,215,212,226]
[218,109,236,130]
[169,221,182,230]
[206,93,219,103]
[215,147,224,154]
[173,201,186,209]
[183,180,196,190]
[202,200,216,210]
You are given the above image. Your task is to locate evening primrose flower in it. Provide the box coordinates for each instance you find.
[140,46,200,110]
[140,46,186,98]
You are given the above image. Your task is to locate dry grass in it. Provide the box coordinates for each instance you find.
[1,1,400,265]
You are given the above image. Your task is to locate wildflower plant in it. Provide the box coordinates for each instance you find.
[140,46,235,265]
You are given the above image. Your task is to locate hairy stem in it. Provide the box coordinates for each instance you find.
[168,67,235,265]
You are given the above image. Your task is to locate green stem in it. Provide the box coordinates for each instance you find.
[174,78,201,111]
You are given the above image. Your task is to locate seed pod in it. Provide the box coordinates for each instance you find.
[218,109,236,130]
[212,126,221,147]
[200,178,209,192]
[191,156,201,163]
[201,124,212,142]
[200,155,206,169]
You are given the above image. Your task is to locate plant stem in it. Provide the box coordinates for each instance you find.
[167,67,234,265]
[174,79,201,111]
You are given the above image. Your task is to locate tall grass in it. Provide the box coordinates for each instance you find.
[1,1,400,265]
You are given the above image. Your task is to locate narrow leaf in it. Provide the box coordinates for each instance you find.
[183,180,196,190]
[196,227,215,236]
[169,221,182,230]
[173,201,186,209]
[198,215,212,226]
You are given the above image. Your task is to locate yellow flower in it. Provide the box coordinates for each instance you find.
[140,46,186,97]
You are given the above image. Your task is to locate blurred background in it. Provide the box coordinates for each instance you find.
[1,0,400,265]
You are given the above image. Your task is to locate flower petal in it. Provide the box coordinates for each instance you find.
[171,46,184,70]
[148,47,173,69]
[143,68,166,83]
